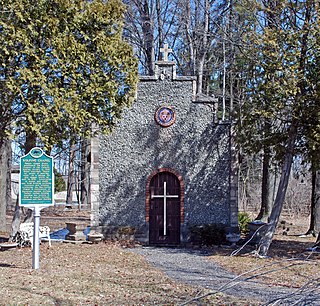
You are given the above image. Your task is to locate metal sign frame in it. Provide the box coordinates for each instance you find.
[19,147,54,207]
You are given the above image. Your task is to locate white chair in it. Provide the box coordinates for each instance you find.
[19,222,51,248]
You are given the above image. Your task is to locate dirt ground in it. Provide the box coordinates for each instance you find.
[209,215,320,290]
[0,206,252,306]
[0,207,319,305]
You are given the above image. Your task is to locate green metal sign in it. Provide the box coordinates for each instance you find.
[20,147,54,207]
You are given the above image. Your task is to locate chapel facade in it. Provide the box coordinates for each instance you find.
[89,47,239,245]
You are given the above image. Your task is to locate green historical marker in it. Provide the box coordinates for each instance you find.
[20,147,54,207]
[19,147,54,270]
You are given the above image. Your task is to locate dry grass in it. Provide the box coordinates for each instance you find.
[2,210,319,305]
[209,217,320,289]
[0,241,258,306]
[4,209,218,305]
[0,242,196,305]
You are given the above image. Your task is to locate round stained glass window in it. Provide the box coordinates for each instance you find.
[154,106,176,127]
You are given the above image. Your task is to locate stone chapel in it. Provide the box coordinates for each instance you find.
[89,46,239,245]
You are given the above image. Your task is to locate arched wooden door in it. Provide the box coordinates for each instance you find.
[149,172,181,245]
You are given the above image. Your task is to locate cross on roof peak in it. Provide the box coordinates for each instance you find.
[160,44,172,61]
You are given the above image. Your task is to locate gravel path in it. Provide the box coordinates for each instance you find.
[130,247,320,305]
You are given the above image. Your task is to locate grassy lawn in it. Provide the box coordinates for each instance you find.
[2,211,318,305]
[0,241,257,305]
[209,218,320,291]
[0,242,192,305]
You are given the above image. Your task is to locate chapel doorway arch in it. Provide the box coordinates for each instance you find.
[146,169,184,245]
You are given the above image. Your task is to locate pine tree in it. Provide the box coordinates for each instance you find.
[0,0,138,230]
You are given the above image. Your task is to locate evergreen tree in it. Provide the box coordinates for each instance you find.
[0,0,138,229]
[237,0,320,256]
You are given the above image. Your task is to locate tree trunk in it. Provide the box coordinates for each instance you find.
[256,146,273,221]
[80,138,91,208]
[156,0,163,58]
[196,0,209,94]
[306,168,320,236]
[141,0,155,75]
[22,130,37,221]
[25,130,37,154]
[257,126,296,257]
[312,231,320,249]
[9,194,21,241]
[6,139,12,212]
[222,28,226,120]
[22,208,33,223]
[67,141,77,205]
[184,0,195,75]
[0,138,10,232]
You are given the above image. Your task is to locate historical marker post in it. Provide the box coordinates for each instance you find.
[20,147,54,269]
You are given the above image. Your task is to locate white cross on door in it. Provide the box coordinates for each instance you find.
[151,181,178,236]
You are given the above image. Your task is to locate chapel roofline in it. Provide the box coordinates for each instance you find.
[139,45,217,106]
[139,60,196,82]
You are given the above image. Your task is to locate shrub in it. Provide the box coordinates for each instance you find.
[190,224,226,246]
[54,169,66,192]
[238,212,251,234]
[118,226,136,235]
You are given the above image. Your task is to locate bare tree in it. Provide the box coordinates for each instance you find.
[177,0,216,92]
[67,141,77,206]
[257,125,297,256]
[124,0,157,75]
[80,138,91,209]
[0,139,11,232]
[306,169,320,236]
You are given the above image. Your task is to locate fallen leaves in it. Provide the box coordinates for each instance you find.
[0,243,200,305]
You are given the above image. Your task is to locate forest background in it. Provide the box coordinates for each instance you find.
[0,0,320,257]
